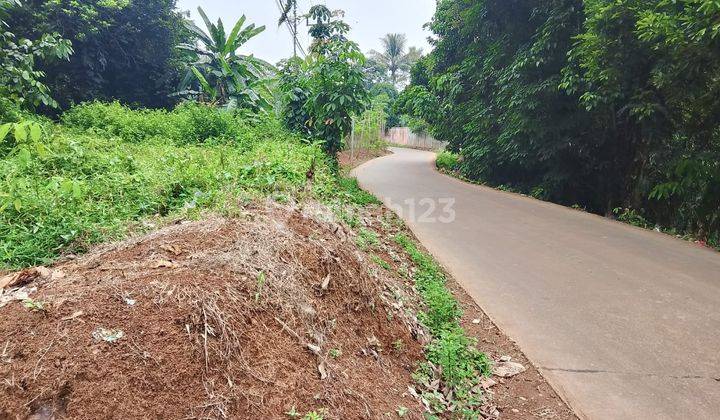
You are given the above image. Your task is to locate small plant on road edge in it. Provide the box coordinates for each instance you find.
[395,233,491,416]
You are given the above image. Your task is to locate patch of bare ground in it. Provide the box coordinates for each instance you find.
[356,204,577,420]
[337,148,390,170]
[0,202,425,419]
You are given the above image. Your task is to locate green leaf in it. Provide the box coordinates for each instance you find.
[29,124,42,142]
[13,199,22,212]
[14,124,27,142]
[0,123,12,141]
[72,182,82,199]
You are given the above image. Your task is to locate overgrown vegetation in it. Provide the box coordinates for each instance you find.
[5,0,192,111]
[435,150,459,173]
[0,102,334,269]
[0,2,500,417]
[395,234,492,417]
[402,0,720,248]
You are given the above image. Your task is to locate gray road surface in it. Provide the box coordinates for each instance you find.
[352,147,720,419]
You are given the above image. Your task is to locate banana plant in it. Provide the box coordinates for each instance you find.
[176,7,274,110]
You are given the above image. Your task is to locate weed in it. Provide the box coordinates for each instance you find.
[435,151,459,172]
[371,254,391,270]
[22,298,46,312]
[303,410,324,420]
[394,233,491,416]
[392,339,404,351]
[1,103,334,269]
[329,348,342,359]
[285,406,301,418]
[356,228,380,250]
[254,272,266,303]
[396,406,409,417]
[613,207,651,229]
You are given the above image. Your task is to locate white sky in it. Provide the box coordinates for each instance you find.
[175,0,437,64]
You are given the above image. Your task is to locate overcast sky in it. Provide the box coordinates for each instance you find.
[175,0,437,64]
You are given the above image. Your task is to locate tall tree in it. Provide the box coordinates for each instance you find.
[278,0,301,57]
[370,33,421,87]
[6,0,193,110]
[408,0,720,245]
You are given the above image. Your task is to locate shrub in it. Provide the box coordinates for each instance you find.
[1,108,331,269]
[436,150,459,173]
[61,101,267,146]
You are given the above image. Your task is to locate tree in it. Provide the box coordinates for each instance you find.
[279,4,368,156]
[6,0,192,111]
[177,7,273,110]
[0,0,72,115]
[370,33,421,87]
[413,0,720,245]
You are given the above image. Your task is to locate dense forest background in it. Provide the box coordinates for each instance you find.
[5,0,193,111]
[398,0,720,247]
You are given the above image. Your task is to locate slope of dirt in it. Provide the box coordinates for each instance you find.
[0,202,424,419]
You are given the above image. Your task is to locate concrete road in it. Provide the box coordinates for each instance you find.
[352,147,720,419]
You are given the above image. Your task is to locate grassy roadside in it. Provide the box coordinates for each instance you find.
[3,101,496,417]
[333,176,494,418]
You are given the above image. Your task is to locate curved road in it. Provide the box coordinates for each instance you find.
[353,147,720,419]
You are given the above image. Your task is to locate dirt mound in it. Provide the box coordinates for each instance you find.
[0,203,423,419]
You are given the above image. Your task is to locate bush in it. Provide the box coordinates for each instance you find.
[1,106,332,269]
[436,150,459,172]
[61,101,268,146]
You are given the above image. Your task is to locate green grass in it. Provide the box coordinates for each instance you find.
[0,102,335,269]
[395,233,491,417]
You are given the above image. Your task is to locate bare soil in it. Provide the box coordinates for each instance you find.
[0,202,425,419]
[1,192,577,419]
[337,148,390,170]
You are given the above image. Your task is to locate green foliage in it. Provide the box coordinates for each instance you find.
[395,234,491,416]
[412,0,720,245]
[6,0,192,110]
[278,7,369,156]
[349,95,390,152]
[61,101,283,145]
[613,207,651,229]
[177,7,273,110]
[0,0,73,109]
[304,39,369,155]
[435,151,459,173]
[369,33,420,87]
[0,103,332,269]
[22,297,46,312]
[355,228,380,250]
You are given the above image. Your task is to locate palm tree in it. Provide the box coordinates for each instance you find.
[370,33,410,86]
[177,7,273,109]
[278,0,301,57]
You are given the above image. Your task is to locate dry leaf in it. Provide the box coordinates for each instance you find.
[61,311,84,322]
[318,360,328,380]
[160,244,183,256]
[153,260,178,269]
[0,267,51,291]
[320,274,331,290]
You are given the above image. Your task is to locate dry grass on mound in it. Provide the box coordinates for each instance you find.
[0,202,424,419]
